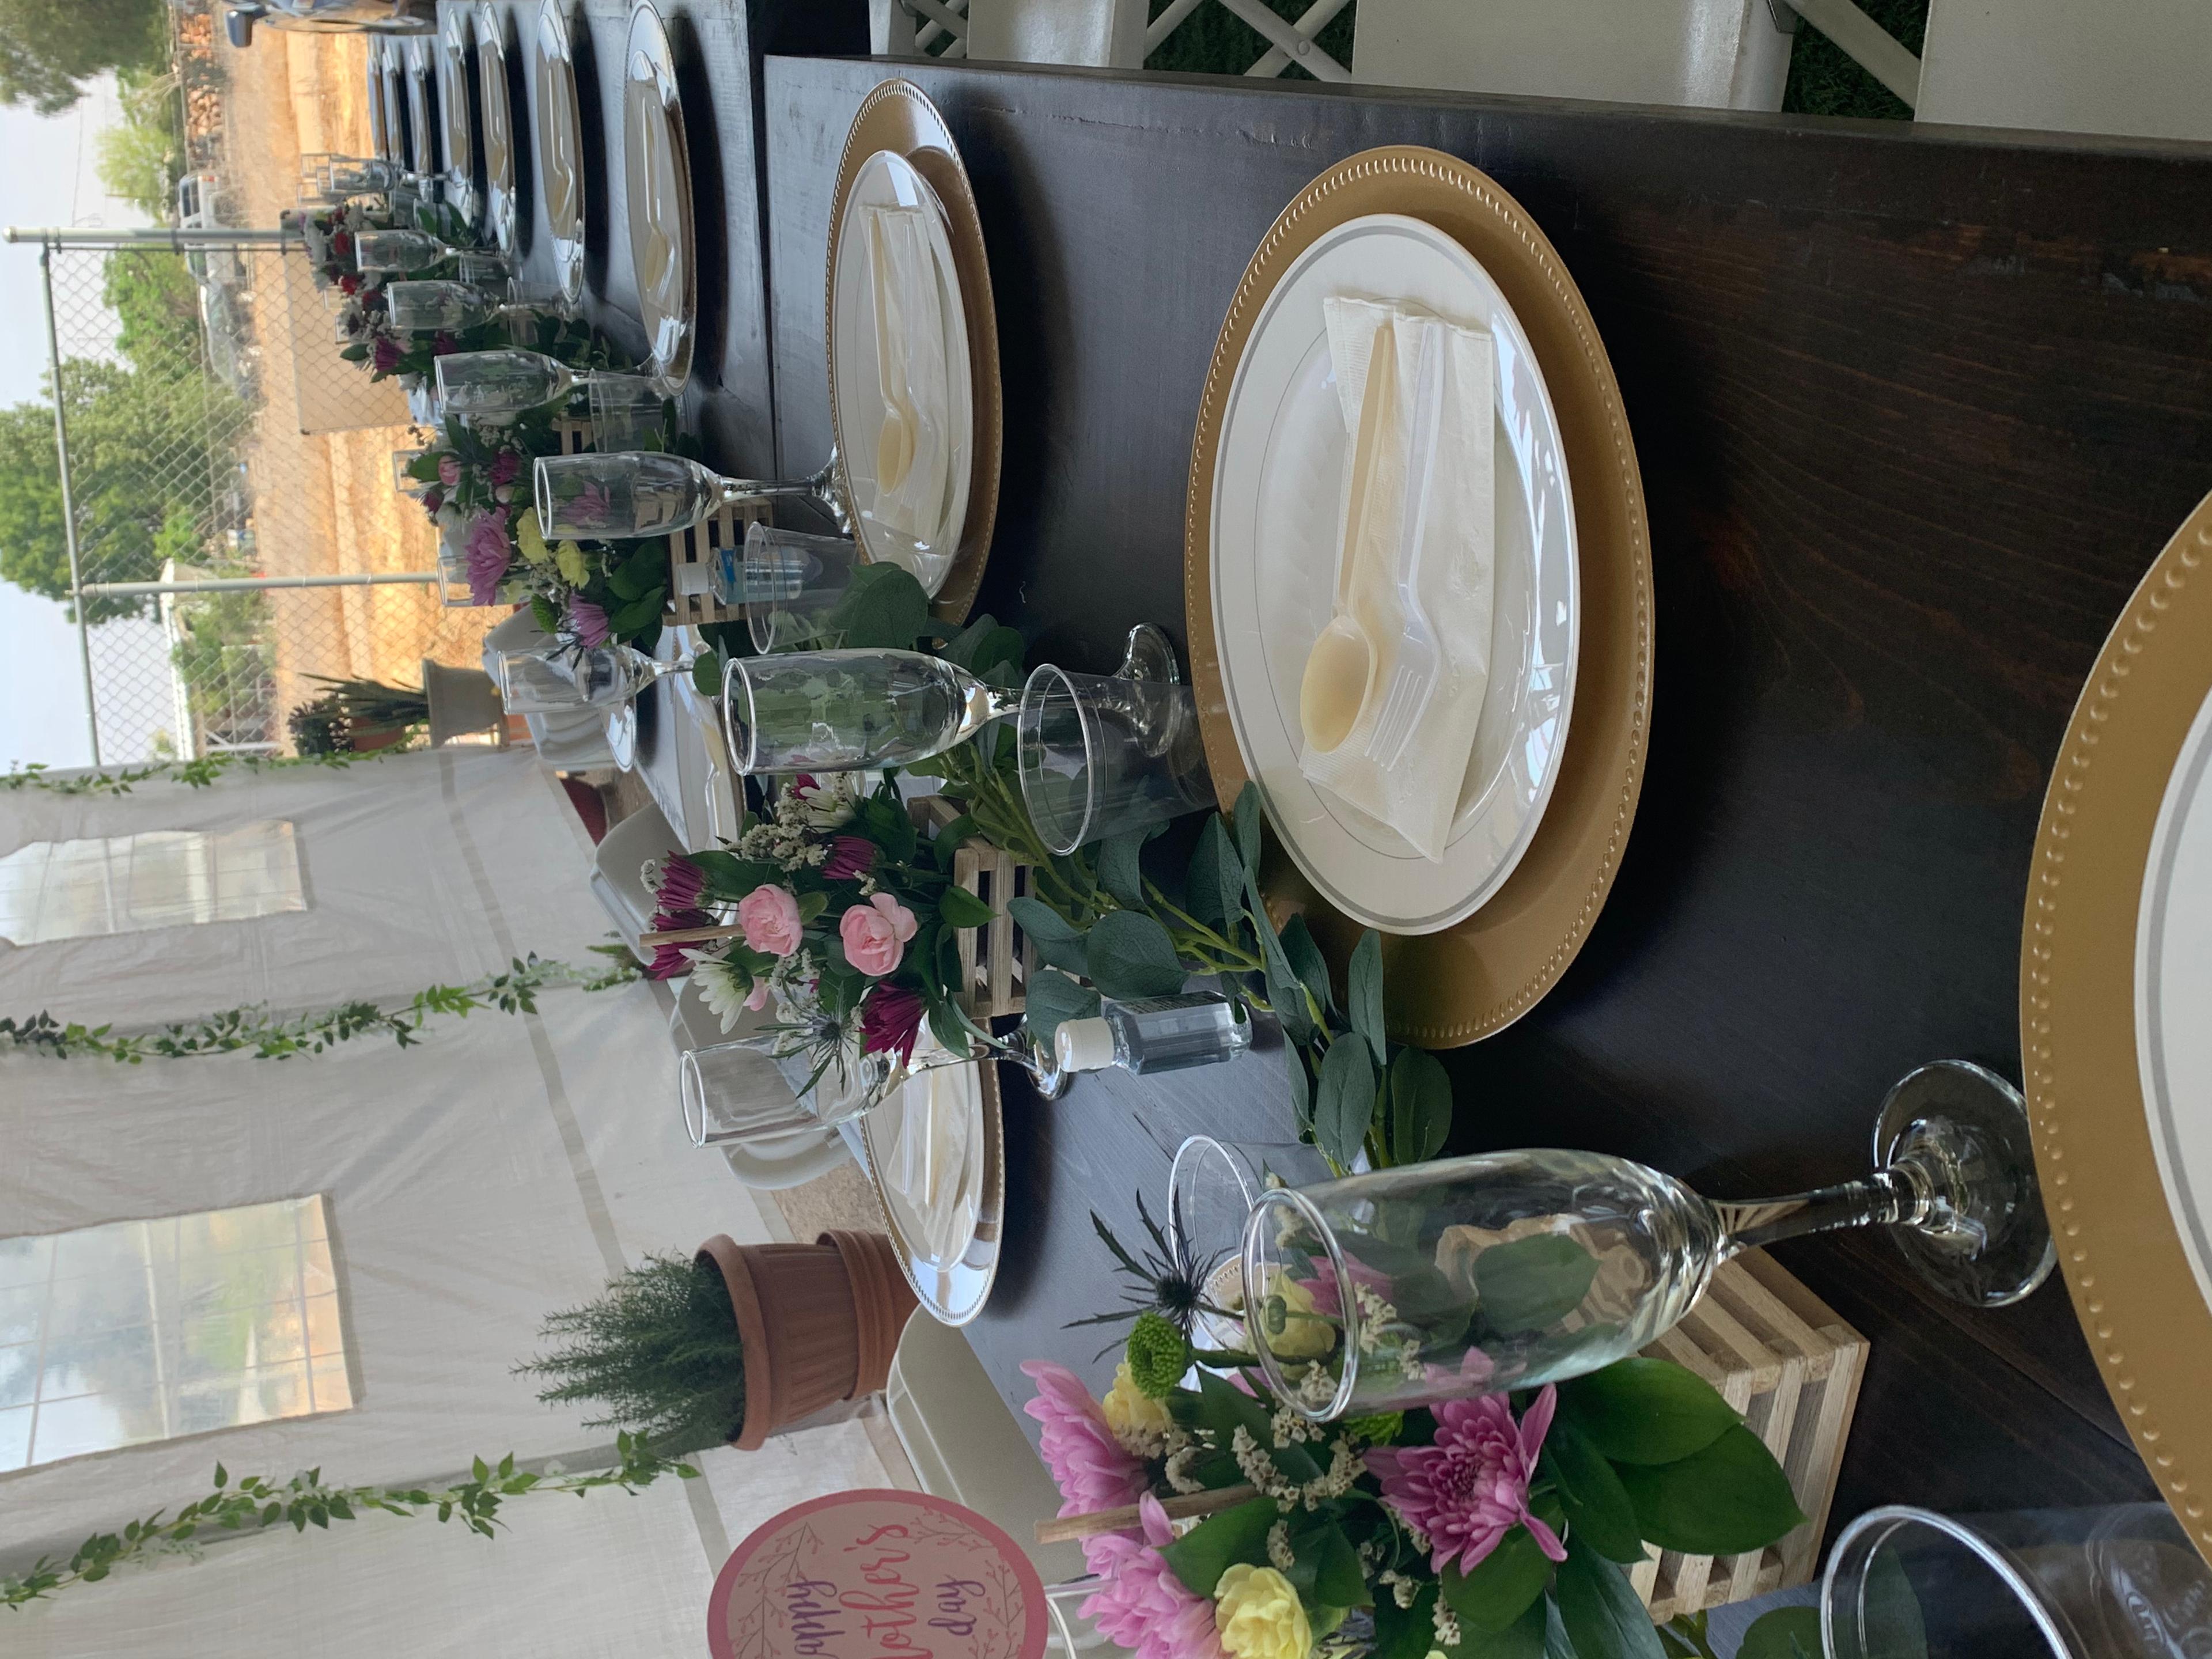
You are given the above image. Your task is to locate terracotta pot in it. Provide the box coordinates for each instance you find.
[698,1230,918,1450]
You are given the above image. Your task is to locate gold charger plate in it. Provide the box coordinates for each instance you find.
[858,1054,1005,1327]
[2023,492,2212,1562]
[475,3,517,256]
[437,9,477,227]
[1185,146,1653,1048]
[533,0,586,307]
[825,78,1003,627]
[624,0,695,396]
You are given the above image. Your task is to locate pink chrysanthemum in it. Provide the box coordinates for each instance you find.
[1020,1361,1149,1518]
[654,854,707,911]
[1079,1495,1226,1659]
[569,596,611,648]
[859,982,924,1067]
[371,335,402,374]
[465,512,513,606]
[1294,1254,1395,1320]
[821,835,876,881]
[645,907,713,980]
[1365,1384,1566,1577]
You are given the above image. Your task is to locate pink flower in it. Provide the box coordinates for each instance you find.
[744,979,771,1012]
[1366,1384,1567,1577]
[371,336,402,374]
[567,482,611,529]
[1078,1495,1226,1659]
[464,512,512,605]
[433,331,459,356]
[655,853,706,911]
[338,271,361,296]
[736,885,804,957]
[839,892,917,977]
[821,835,876,881]
[331,229,352,257]
[569,596,611,648]
[860,982,924,1067]
[421,486,444,515]
[489,449,522,487]
[1295,1255,1396,1320]
[646,907,713,980]
[1020,1361,1149,1518]
[437,454,461,488]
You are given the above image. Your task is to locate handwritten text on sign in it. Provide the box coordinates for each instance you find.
[709,1490,1048,1659]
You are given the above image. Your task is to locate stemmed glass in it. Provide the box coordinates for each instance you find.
[716,649,1017,776]
[434,349,661,428]
[384,279,550,335]
[534,451,850,541]
[354,229,510,276]
[493,643,690,713]
[1243,1059,2057,1422]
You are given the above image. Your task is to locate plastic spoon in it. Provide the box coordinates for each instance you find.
[1298,320,1399,755]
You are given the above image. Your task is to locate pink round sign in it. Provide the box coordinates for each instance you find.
[708,1489,1050,1659]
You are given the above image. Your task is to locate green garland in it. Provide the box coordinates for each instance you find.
[3,748,421,798]
[0,952,641,1063]
[1,1433,694,1611]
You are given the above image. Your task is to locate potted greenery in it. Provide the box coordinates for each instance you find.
[290,675,430,753]
[521,1231,916,1452]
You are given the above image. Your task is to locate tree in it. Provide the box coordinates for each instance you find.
[0,359,247,622]
[103,249,206,380]
[0,0,165,113]
[94,71,184,219]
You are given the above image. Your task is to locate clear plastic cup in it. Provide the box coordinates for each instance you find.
[1016,626,1213,854]
[707,522,866,654]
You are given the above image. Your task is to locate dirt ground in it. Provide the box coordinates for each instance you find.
[215,31,497,717]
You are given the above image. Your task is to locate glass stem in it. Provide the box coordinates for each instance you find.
[1711,1162,1937,1258]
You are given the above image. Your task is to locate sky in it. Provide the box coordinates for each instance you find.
[0,77,156,772]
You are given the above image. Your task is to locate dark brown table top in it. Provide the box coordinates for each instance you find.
[755,56,2212,1541]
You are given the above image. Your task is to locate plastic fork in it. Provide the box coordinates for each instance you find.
[1365,321,1446,768]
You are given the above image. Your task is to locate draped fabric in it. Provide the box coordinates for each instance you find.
[0,751,886,1653]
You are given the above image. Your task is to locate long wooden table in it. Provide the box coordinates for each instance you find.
[753,59,2212,1539]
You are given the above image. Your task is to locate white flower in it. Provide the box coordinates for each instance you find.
[686,954,751,1032]
[790,772,865,828]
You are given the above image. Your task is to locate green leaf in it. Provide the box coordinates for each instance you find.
[1371,1582,1441,1659]
[1387,1046,1453,1165]
[1556,1535,1666,1659]
[825,561,931,650]
[1478,1595,1549,1659]
[1863,1547,1929,1659]
[1280,1516,1367,1609]
[1615,1424,1806,1556]
[472,1456,490,1482]
[1284,1041,1312,1131]
[1007,896,1089,975]
[1233,781,1266,881]
[605,540,667,603]
[609,589,666,638]
[1023,968,1100,1051]
[1474,1234,1601,1333]
[1737,1607,1824,1659]
[1440,1521,1552,1634]
[1098,830,1151,910]
[691,652,724,698]
[213,1463,228,1488]
[1159,1495,1279,1599]
[1347,930,1387,1066]
[938,884,995,930]
[1279,914,1334,1019]
[1558,1358,1742,1466]
[793,890,829,925]
[1186,815,1245,933]
[1085,910,1187,999]
[1543,1418,1648,1565]
[1314,1034,1376,1170]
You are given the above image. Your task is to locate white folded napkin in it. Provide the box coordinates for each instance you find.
[861,204,953,566]
[887,1044,978,1264]
[1296,298,1495,863]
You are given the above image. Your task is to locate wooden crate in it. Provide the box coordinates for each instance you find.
[1629,1250,1868,1620]
[914,796,1040,1018]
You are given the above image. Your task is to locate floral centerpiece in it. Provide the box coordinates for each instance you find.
[642,771,1000,1099]
[1024,1319,1811,1659]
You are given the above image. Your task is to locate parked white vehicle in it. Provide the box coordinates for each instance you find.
[223,0,434,47]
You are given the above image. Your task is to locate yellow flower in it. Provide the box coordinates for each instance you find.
[1214,1564,1311,1659]
[515,507,554,567]
[554,540,592,588]
[1262,1275,1336,1360]
[1101,1360,1173,1453]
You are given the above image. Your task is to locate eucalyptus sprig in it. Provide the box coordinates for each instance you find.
[2,748,415,798]
[1,1433,696,1611]
[0,950,641,1064]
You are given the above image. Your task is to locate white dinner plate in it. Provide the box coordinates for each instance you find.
[533,0,586,306]
[1210,213,1578,935]
[475,5,517,256]
[403,39,436,181]
[859,1039,1003,1326]
[365,41,391,163]
[437,10,476,227]
[829,149,973,596]
[624,2,694,396]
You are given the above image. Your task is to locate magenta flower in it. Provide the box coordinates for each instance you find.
[1020,1361,1149,1518]
[1294,1255,1396,1320]
[645,907,713,980]
[655,853,707,911]
[371,335,402,374]
[421,486,444,516]
[1365,1384,1566,1577]
[1079,1495,1226,1659]
[464,512,513,606]
[569,596,611,648]
[488,448,522,488]
[821,835,876,881]
[840,892,918,977]
[859,982,925,1067]
[568,482,611,529]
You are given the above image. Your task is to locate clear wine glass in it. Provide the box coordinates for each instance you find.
[384,279,542,335]
[353,229,505,275]
[493,643,689,713]
[433,349,658,426]
[533,450,850,541]
[715,649,1017,775]
[1243,1059,2057,1422]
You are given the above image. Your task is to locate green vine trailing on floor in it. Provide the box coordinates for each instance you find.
[0,951,642,1063]
[0,1433,696,1611]
[2,747,419,798]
